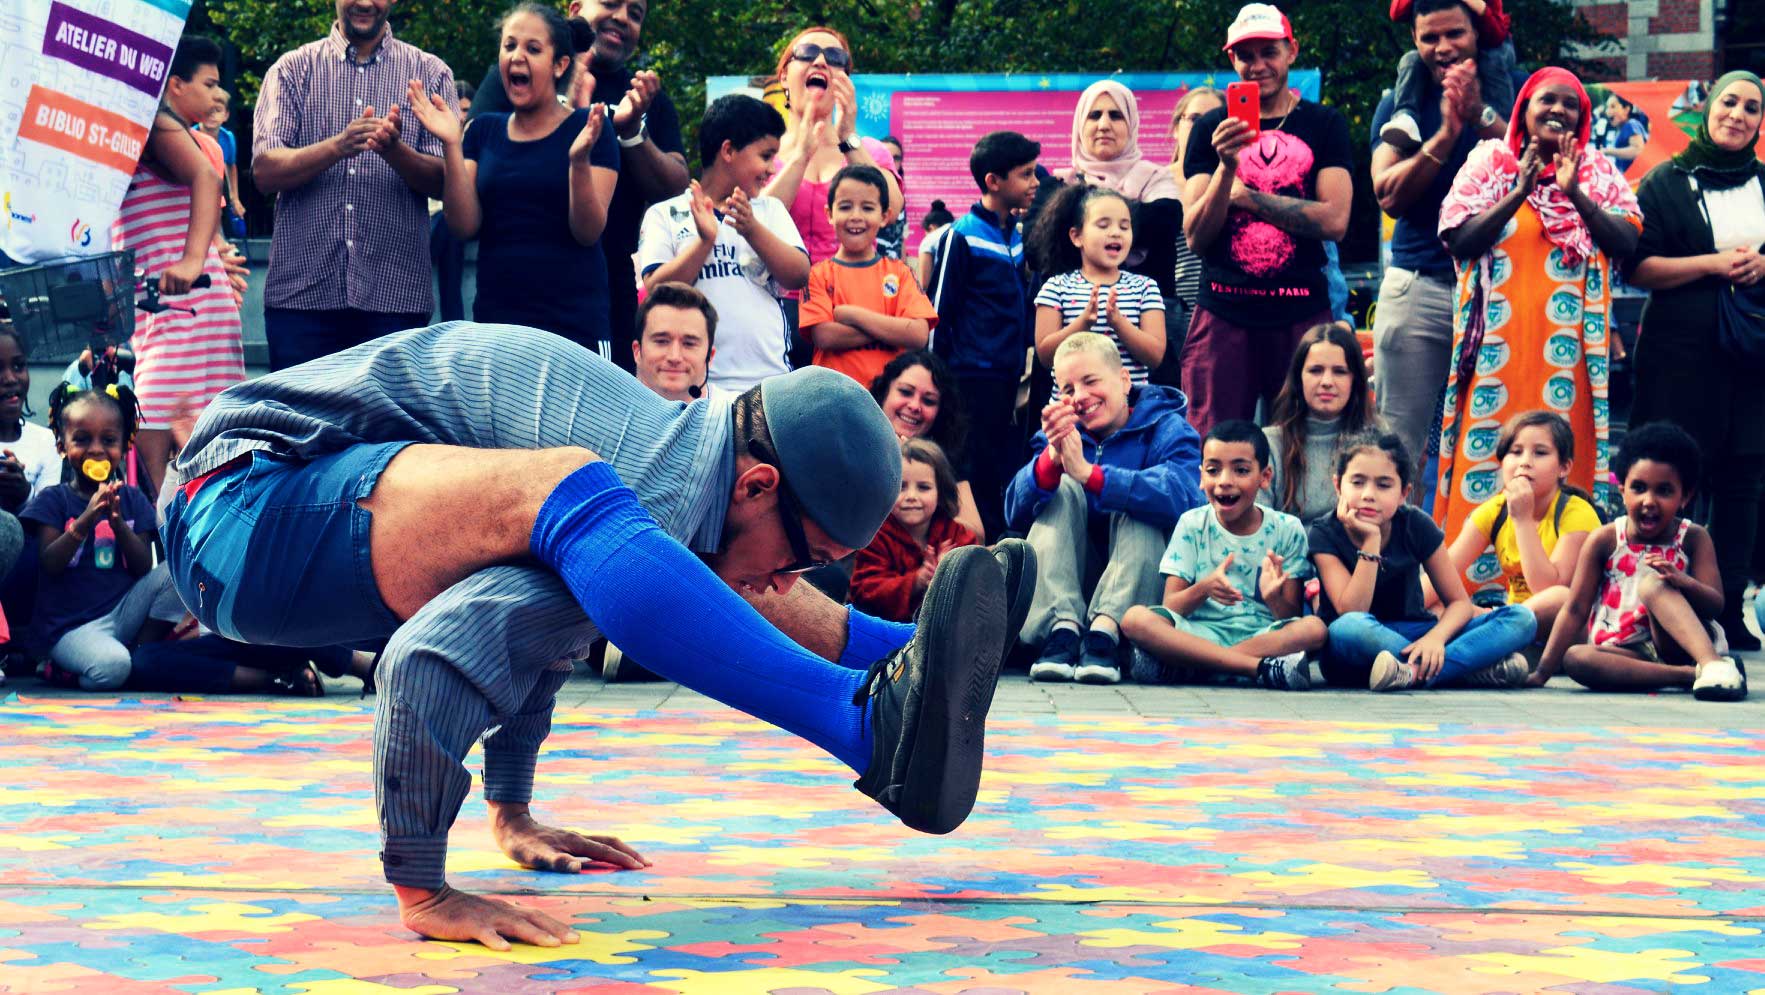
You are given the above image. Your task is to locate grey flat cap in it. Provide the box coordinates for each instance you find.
[761,367,902,550]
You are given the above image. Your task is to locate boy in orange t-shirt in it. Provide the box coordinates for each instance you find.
[800,165,939,387]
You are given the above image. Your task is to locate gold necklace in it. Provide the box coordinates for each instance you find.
[1267,91,1298,133]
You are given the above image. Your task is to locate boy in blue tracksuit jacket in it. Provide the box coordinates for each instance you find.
[926,131,1043,541]
[1006,333,1203,685]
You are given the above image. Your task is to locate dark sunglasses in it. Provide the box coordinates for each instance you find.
[790,43,851,70]
[746,440,828,575]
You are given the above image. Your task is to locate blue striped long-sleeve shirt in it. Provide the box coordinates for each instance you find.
[171,323,737,887]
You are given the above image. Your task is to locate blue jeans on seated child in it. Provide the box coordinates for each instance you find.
[1321,605,1536,688]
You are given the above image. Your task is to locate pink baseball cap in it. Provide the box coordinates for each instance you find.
[1223,3,1295,50]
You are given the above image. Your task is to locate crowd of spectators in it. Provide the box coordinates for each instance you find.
[0,0,1762,703]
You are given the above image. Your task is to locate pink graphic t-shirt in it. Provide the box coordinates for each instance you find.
[1181,99,1352,327]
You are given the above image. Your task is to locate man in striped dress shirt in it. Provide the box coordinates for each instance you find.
[252,0,456,370]
[162,322,1032,950]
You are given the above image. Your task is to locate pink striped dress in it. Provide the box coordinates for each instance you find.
[110,160,245,429]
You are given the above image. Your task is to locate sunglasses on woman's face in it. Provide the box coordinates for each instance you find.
[791,43,851,70]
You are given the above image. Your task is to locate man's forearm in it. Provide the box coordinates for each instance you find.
[1242,190,1347,242]
[623,143,688,200]
[383,141,445,198]
[253,140,345,194]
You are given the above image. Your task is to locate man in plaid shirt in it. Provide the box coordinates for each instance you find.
[252,0,457,370]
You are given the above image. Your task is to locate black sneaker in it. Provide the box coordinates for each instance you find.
[852,545,1006,834]
[1075,629,1121,684]
[1030,627,1081,682]
[1255,652,1312,691]
[991,540,1036,665]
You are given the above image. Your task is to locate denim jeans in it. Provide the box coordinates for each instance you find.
[1322,605,1537,688]
[429,213,466,323]
[265,307,433,371]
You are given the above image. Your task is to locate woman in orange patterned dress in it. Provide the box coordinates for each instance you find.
[1434,67,1641,550]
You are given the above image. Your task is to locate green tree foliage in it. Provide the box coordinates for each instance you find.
[200,0,1613,255]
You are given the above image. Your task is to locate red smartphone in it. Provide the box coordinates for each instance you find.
[1225,81,1261,137]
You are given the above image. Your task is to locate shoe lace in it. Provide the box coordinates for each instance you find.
[853,653,892,707]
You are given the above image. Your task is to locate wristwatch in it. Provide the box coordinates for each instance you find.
[1478,105,1500,130]
[838,135,862,155]
[619,113,649,148]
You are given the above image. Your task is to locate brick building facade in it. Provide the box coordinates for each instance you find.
[1573,0,1760,81]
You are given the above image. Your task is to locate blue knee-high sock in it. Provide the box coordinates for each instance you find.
[531,462,871,772]
[839,606,915,671]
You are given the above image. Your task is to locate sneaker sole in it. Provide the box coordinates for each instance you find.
[898,545,1006,834]
[1075,667,1120,685]
[1693,682,1748,702]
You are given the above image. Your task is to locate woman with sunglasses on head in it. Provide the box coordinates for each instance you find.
[763,26,903,269]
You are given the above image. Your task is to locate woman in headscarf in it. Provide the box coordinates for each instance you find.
[1060,80,1182,202]
[1625,71,1765,649]
[1435,67,1641,549]
[1050,80,1185,380]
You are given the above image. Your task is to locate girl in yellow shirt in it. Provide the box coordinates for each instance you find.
[1429,411,1600,641]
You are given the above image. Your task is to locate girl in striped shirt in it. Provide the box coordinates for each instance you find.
[1029,185,1166,393]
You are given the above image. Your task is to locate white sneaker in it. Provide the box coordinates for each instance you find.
[1030,660,1075,682]
[1693,657,1748,702]
[1074,661,1122,684]
[1379,112,1423,152]
[1369,650,1415,692]
[1255,651,1311,691]
[1464,652,1529,688]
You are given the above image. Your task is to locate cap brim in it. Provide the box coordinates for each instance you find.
[1223,30,1290,51]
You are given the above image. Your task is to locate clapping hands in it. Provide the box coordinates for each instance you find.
[1039,398,1092,482]
[1196,553,1244,606]
[405,81,461,147]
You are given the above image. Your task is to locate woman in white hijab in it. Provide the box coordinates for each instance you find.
[1058,80,1182,202]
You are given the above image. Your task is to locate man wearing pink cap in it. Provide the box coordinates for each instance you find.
[1178,2,1354,435]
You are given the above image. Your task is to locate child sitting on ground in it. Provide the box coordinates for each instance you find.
[1028,184,1166,393]
[1262,322,1381,522]
[799,164,939,387]
[850,438,980,622]
[1122,420,1326,689]
[1429,411,1599,644]
[1534,422,1745,700]
[1311,432,1536,691]
[1008,332,1203,685]
[1380,0,1516,151]
[19,383,186,690]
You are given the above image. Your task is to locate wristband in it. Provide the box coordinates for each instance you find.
[66,526,89,544]
[618,114,648,147]
[1034,451,1062,490]
[1355,549,1383,565]
[1420,147,1445,167]
[838,136,862,155]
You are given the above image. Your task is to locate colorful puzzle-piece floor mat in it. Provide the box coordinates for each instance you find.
[1,695,1761,994]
